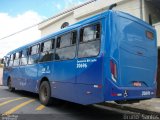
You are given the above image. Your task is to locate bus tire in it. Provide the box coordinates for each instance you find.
[8,77,15,92]
[39,81,52,106]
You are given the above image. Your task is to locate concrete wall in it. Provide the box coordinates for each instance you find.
[39,0,141,37]
[143,1,160,46]
[73,0,125,20]
[110,0,141,19]
[143,1,160,24]
[40,12,76,36]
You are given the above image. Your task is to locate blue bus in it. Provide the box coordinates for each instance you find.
[2,10,157,105]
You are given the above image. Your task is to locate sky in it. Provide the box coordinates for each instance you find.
[0,0,87,58]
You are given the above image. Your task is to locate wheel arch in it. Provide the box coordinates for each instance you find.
[38,77,51,92]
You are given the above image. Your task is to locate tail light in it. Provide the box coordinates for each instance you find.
[110,60,117,82]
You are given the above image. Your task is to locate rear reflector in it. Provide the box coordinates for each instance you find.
[146,31,154,40]
[133,82,142,87]
[110,60,117,81]
[93,85,102,88]
[111,92,122,97]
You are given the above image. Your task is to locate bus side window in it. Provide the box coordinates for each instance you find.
[4,55,10,68]
[30,45,39,55]
[72,31,77,45]
[20,49,28,65]
[43,40,52,52]
[55,31,77,60]
[56,37,61,48]
[60,33,71,48]
[28,44,39,64]
[78,23,101,58]
[13,52,20,66]
[52,39,55,49]
[9,54,13,67]
[12,54,16,66]
[39,40,53,62]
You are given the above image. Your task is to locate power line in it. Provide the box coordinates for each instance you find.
[0,23,38,41]
[0,0,97,41]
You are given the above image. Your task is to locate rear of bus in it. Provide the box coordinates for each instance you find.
[104,11,157,102]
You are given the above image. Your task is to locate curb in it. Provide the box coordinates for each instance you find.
[101,102,160,115]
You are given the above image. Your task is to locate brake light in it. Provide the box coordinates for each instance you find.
[110,60,117,82]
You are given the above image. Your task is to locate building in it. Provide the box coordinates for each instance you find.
[38,0,160,97]
[38,0,160,45]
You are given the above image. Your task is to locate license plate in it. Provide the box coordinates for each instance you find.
[133,82,141,87]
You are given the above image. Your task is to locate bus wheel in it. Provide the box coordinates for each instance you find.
[8,78,15,92]
[39,81,52,106]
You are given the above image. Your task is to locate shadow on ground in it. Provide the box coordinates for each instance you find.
[3,89,124,120]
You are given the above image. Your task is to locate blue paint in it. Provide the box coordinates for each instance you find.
[2,10,157,105]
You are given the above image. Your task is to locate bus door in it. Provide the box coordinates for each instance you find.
[25,44,39,92]
[19,49,28,90]
[12,52,21,88]
[2,56,10,86]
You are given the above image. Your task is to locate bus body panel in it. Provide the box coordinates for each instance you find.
[74,83,104,104]
[18,66,28,90]
[2,68,9,86]
[38,62,54,81]
[11,67,19,88]
[76,57,103,84]
[25,64,39,92]
[50,82,77,103]
[53,60,76,83]
[75,56,104,104]
[50,59,77,102]
[117,14,157,88]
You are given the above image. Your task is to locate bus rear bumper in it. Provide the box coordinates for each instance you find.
[104,80,156,101]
